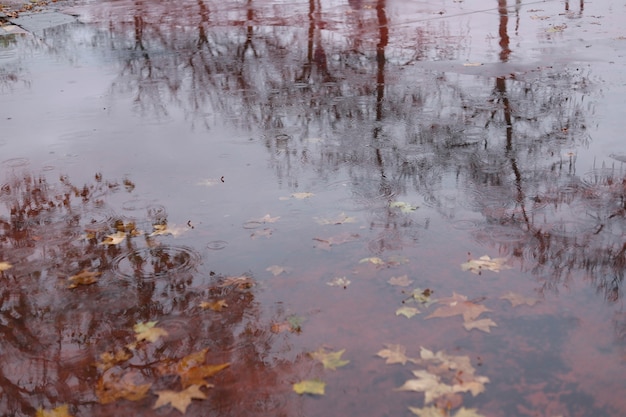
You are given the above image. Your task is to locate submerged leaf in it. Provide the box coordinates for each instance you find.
[67,270,101,288]
[396,306,420,318]
[179,363,230,388]
[388,275,413,287]
[266,265,292,276]
[200,300,228,311]
[100,231,126,245]
[461,255,511,274]
[359,257,385,265]
[426,293,490,322]
[96,369,152,404]
[134,321,168,343]
[397,370,455,404]
[463,318,497,333]
[390,201,419,213]
[310,347,350,370]
[153,384,207,414]
[149,224,188,237]
[377,344,415,365]
[327,277,351,287]
[293,379,326,395]
[35,405,73,417]
[500,291,539,307]
[314,212,357,225]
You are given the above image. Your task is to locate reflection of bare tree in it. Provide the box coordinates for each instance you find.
[0,169,302,416]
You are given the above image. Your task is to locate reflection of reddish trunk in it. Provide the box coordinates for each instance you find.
[375,0,387,123]
[498,0,511,62]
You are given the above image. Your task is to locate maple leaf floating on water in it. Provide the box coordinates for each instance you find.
[426,292,491,323]
[219,275,254,289]
[67,270,101,288]
[463,318,498,333]
[200,299,228,311]
[396,306,421,318]
[96,368,152,404]
[134,321,169,343]
[313,232,360,250]
[500,291,539,307]
[409,406,486,417]
[388,274,414,287]
[149,224,188,237]
[314,212,357,225]
[156,348,230,388]
[250,228,273,239]
[100,231,126,245]
[35,405,74,417]
[310,347,350,370]
[376,344,417,365]
[153,384,207,414]
[0,261,12,272]
[390,201,419,213]
[461,255,511,274]
[280,192,315,200]
[266,265,292,276]
[327,276,351,287]
[293,379,326,395]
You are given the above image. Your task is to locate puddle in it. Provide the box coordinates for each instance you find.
[1,0,626,416]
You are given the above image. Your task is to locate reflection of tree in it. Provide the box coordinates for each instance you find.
[0,169,302,416]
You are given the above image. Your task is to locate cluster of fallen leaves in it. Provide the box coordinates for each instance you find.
[93,321,230,414]
[293,346,350,395]
[377,345,488,416]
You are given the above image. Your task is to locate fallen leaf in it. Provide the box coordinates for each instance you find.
[0,261,12,272]
[397,369,455,404]
[396,306,421,318]
[100,231,126,245]
[462,62,483,67]
[310,347,350,370]
[179,363,230,388]
[314,212,357,225]
[97,347,133,371]
[293,379,325,395]
[377,344,415,365]
[271,315,305,333]
[461,255,511,274]
[409,406,486,417]
[408,288,436,306]
[426,293,491,322]
[196,178,222,187]
[35,405,73,417]
[68,270,101,288]
[327,277,351,287]
[419,348,489,397]
[500,291,539,307]
[291,192,315,199]
[200,300,228,311]
[388,275,413,287]
[250,228,273,239]
[149,224,188,237]
[313,232,360,250]
[546,24,566,33]
[134,321,168,343]
[359,257,385,265]
[266,265,292,276]
[219,275,254,289]
[390,201,418,213]
[153,384,207,413]
[463,318,497,333]
[96,368,151,404]
[257,214,280,223]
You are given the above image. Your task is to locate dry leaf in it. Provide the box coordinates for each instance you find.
[310,347,350,370]
[397,369,455,404]
[396,306,421,318]
[426,293,491,322]
[200,300,228,311]
[500,291,539,307]
[96,369,151,404]
[377,344,415,365]
[463,318,497,333]
[390,201,419,213]
[219,275,254,289]
[250,228,273,239]
[327,277,351,287]
[68,270,101,288]
[291,192,314,199]
[359,257,385,265]
[0,261,12,272]
[313,232,360,250]
[149,224,188,237]
[153,384,207,413]
[266,265,292,276]
[461,255,510,274]
[97,347,133,371]
[293,379,325,395]
[314,212,357,225]
[35,405,74,417]
[179,363,230,388]
[388,275,413,287]
[409,406,486,417]
[134,321,168,343]
[100,231,126,245]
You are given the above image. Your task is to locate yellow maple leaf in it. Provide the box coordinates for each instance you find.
[200,300,228,311]
[377,344,415,365]
[96,369,151,404]
[35,405,73,417]
[397,370,455,404]
[0,261,12,272]
[153,384,207,413]
[100,231,126,245]
[134,321,168,343]
[179,363,230,388]
[293,379,325,395]
[309,347,350,370]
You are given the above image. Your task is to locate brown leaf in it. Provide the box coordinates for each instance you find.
[97,347,133,371]
[219,275,254,289]
[313,232,360,250]
[134,321,169,343]
[68,270,101,289]
[397,369,455,404]
[500,291,539,307]
[463,318,497,333]
[153,384,207,414]
[426,293,490,322]
[96,368,151,404]
[377,344,415,365]
[179,363,230,388]
[100,231,126,245]
[200,300,228,311]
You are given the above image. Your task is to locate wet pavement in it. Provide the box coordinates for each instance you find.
[1,0,626,416]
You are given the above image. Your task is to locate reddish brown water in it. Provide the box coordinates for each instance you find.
[1,0,626,416]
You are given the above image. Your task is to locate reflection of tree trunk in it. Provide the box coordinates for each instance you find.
[497,0,511,62]
[375,0,387,124]
[297,0,333,83]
